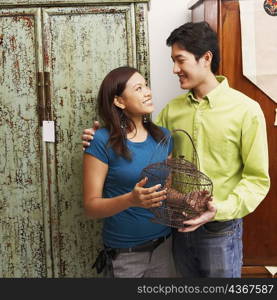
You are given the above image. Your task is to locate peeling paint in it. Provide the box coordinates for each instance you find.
[0,8,48,278]
[0,0,149,6]
[13,16,33,28]
[0,2,150,278]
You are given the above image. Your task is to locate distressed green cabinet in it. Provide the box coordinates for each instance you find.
[0,0,150,277]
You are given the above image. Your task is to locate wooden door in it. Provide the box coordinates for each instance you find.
[0,0,150,278]
[42,4,150,277]
[0,8,52,277]
[190,0,277,277]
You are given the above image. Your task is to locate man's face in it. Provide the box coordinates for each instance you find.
[171,43,209,91]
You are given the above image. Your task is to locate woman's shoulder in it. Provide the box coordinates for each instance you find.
[93,127,110,142]
[157,126,171,136]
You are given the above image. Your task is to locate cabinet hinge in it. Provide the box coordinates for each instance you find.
[37,72,45,126]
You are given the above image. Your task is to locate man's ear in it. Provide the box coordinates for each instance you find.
[202,51,213,67]
[113,96,126,109]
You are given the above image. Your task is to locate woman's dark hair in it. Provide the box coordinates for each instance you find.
[166,21,220,73]
[97,66,166,160]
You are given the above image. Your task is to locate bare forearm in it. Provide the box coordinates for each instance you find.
[84,192,133,219]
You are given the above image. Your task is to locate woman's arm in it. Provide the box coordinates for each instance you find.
[83,154,167,219]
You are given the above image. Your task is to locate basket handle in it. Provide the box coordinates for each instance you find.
[171,129,200,169]
[154,129,200,170]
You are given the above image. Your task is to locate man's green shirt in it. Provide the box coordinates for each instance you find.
[155,76,270,221]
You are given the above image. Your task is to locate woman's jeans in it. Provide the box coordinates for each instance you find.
[173,219,243,278]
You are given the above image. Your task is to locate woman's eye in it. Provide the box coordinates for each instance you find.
[136,87,142,91]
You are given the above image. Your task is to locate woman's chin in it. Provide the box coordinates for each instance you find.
[143,105,154,114]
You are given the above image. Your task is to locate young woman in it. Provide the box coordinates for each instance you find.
[83,66,176,278]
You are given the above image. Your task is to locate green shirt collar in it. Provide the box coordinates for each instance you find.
[187,76,229,108]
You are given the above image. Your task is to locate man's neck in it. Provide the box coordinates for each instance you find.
[192,73,219,101]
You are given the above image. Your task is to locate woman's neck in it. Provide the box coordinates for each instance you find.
[126,116,148,142]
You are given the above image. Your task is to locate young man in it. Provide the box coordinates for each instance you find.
[82,22,270,278]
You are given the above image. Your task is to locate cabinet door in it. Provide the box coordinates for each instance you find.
[0,8,52,277]
[42,4,149,277]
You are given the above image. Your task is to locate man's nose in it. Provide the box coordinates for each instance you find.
[173,62,180,74]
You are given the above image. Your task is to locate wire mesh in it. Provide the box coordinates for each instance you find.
[140,129,213,228]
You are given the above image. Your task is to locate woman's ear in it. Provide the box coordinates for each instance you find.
[113,96,126,109]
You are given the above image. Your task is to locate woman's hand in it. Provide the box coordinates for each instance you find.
[130,177,167,208]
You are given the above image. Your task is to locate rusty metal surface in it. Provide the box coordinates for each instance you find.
[0,1,150,278]
[0,8,51,277]
[135,2,150,83]
[43,5,137,277]
[0,0,150,7]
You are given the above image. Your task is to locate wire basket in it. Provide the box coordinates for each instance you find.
[140,129,213,228]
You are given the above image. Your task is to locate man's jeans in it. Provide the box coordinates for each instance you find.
[173,219,243,278]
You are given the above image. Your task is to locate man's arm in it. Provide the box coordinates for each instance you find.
[179,104,270,231]
[214,105,270,220]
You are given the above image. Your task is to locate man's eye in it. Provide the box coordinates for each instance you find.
[136,87,142,91]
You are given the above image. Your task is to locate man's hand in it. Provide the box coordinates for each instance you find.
[82,121,100,150]
[178,200,217,232]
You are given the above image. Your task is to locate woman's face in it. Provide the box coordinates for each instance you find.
[117,72,154,116]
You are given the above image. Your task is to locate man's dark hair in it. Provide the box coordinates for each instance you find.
[166,21,220,73]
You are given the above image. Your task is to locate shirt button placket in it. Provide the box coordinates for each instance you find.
[193,104,199,160]
[196,101,206,168]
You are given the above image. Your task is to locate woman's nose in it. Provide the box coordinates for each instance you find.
[144,86,151,96]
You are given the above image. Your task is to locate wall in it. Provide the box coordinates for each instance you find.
[148,0,191,118]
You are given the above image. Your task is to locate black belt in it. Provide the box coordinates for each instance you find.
[92,233,171,275]
[114,233,171,253]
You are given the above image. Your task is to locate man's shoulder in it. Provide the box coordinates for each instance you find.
[161,92,190,110]
[169,92,189,103]
[156,92,190,125]
[226,87,261,112]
